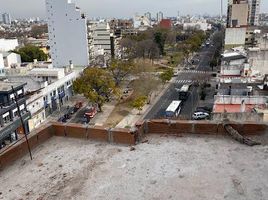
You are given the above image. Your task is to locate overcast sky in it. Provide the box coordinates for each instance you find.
[0,0,268,19]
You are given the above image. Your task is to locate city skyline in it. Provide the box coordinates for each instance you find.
[0,0,267,19]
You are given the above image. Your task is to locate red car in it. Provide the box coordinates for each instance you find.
[84,106,97,120]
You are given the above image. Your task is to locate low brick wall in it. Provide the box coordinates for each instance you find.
[0,124,54,170]
[143,120,267,136]
[0,122,137,170]
[1,120,267,171]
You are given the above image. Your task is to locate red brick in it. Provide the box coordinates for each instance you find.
[112,128,136,145]
[65,123,87,139]
[88,126,109,142]
[193,122,218,135]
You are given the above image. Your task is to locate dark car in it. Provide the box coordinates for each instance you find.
[58,116,65,122]
[195,106,211,114]
[67,107,75,115]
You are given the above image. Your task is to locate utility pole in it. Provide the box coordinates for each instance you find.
[11,86,33,160]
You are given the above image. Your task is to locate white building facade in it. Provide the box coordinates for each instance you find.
[90,23,112,56]
[0,53,4,76]
[157,12,163,22]
[0,39,18,52]
[46,0,89,67]
[248,0,261,26]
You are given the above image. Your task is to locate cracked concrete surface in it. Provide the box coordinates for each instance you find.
[0,134,267,200]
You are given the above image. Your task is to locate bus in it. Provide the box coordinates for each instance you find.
[179,85,190,100]
[165,100,182,118]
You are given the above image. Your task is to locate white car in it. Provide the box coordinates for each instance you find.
[173,71,179,76]
[192,112,210,120]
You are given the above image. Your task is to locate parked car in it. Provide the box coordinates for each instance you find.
[73,101,83,112]
[84,106,98,122]
[58,116,68,123]
[192,112,210,120]
[196,106,212,113]
[67,106,75,115]
[173,71,179,76]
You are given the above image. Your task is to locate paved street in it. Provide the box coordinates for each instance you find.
[144,43,216,120]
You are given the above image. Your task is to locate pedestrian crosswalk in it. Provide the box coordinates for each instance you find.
[180,70,209,74]
[175,79,194,84]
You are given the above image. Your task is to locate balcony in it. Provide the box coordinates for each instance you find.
[0,96,26,115]
[0,111,31,142]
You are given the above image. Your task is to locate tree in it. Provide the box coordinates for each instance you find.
[159,68,173,83]
[13,45,48,62]
[108,59,134,87]
[119,38,136,59]
[73,67,118,112]
[136,39,160,60]
[30,24,48,38]
[154,31,167,55]
[131,95,147,114]
[210,58,218,71]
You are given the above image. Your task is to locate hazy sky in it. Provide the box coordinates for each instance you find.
[0,0,268,19]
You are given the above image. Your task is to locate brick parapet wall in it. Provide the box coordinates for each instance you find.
[0,120,267,170]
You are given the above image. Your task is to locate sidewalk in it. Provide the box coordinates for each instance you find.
[116,76,176,128]
[90,102,116,126]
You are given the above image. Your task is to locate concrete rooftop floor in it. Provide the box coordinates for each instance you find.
[0,134,268,200]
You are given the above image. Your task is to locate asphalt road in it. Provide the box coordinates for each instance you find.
[144,42,216,120]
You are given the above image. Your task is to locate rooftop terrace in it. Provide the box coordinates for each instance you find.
[0,134,267,200]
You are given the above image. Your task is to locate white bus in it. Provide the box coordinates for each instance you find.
[165,100,182,118]
[179,84,190,100]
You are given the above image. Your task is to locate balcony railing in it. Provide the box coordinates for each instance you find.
[0,111,31,141]
[0,94,25,108]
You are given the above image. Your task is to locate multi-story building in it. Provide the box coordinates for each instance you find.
[45,0,89,67]
[0,53,4,76]
[227,0,249,28]
[248,0,261,26]
[89,22,112,57]
[157,12,163,22]
[0,82,30,149]
[225,0,249,48]
[157,12,164,22]
[133,14,151,30]
[144,12,152,21]
[7,65,79,118]
[2,13,11,25]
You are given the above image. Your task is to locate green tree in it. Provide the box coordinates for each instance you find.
[210,58,218,71]
[108,59,135,87]
[154,31,167,55]
[159,68,173,83]
[13,45,48,62]
[73,67,118,112]
[131,95,147,114]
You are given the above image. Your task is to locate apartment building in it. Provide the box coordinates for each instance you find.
[227,0,249,28]
[1,13,11,25]
[0,82,30,149]
[89,22,112,57]
[157,12,163,22]
[46,0,89,67]
[248,0,261,26]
